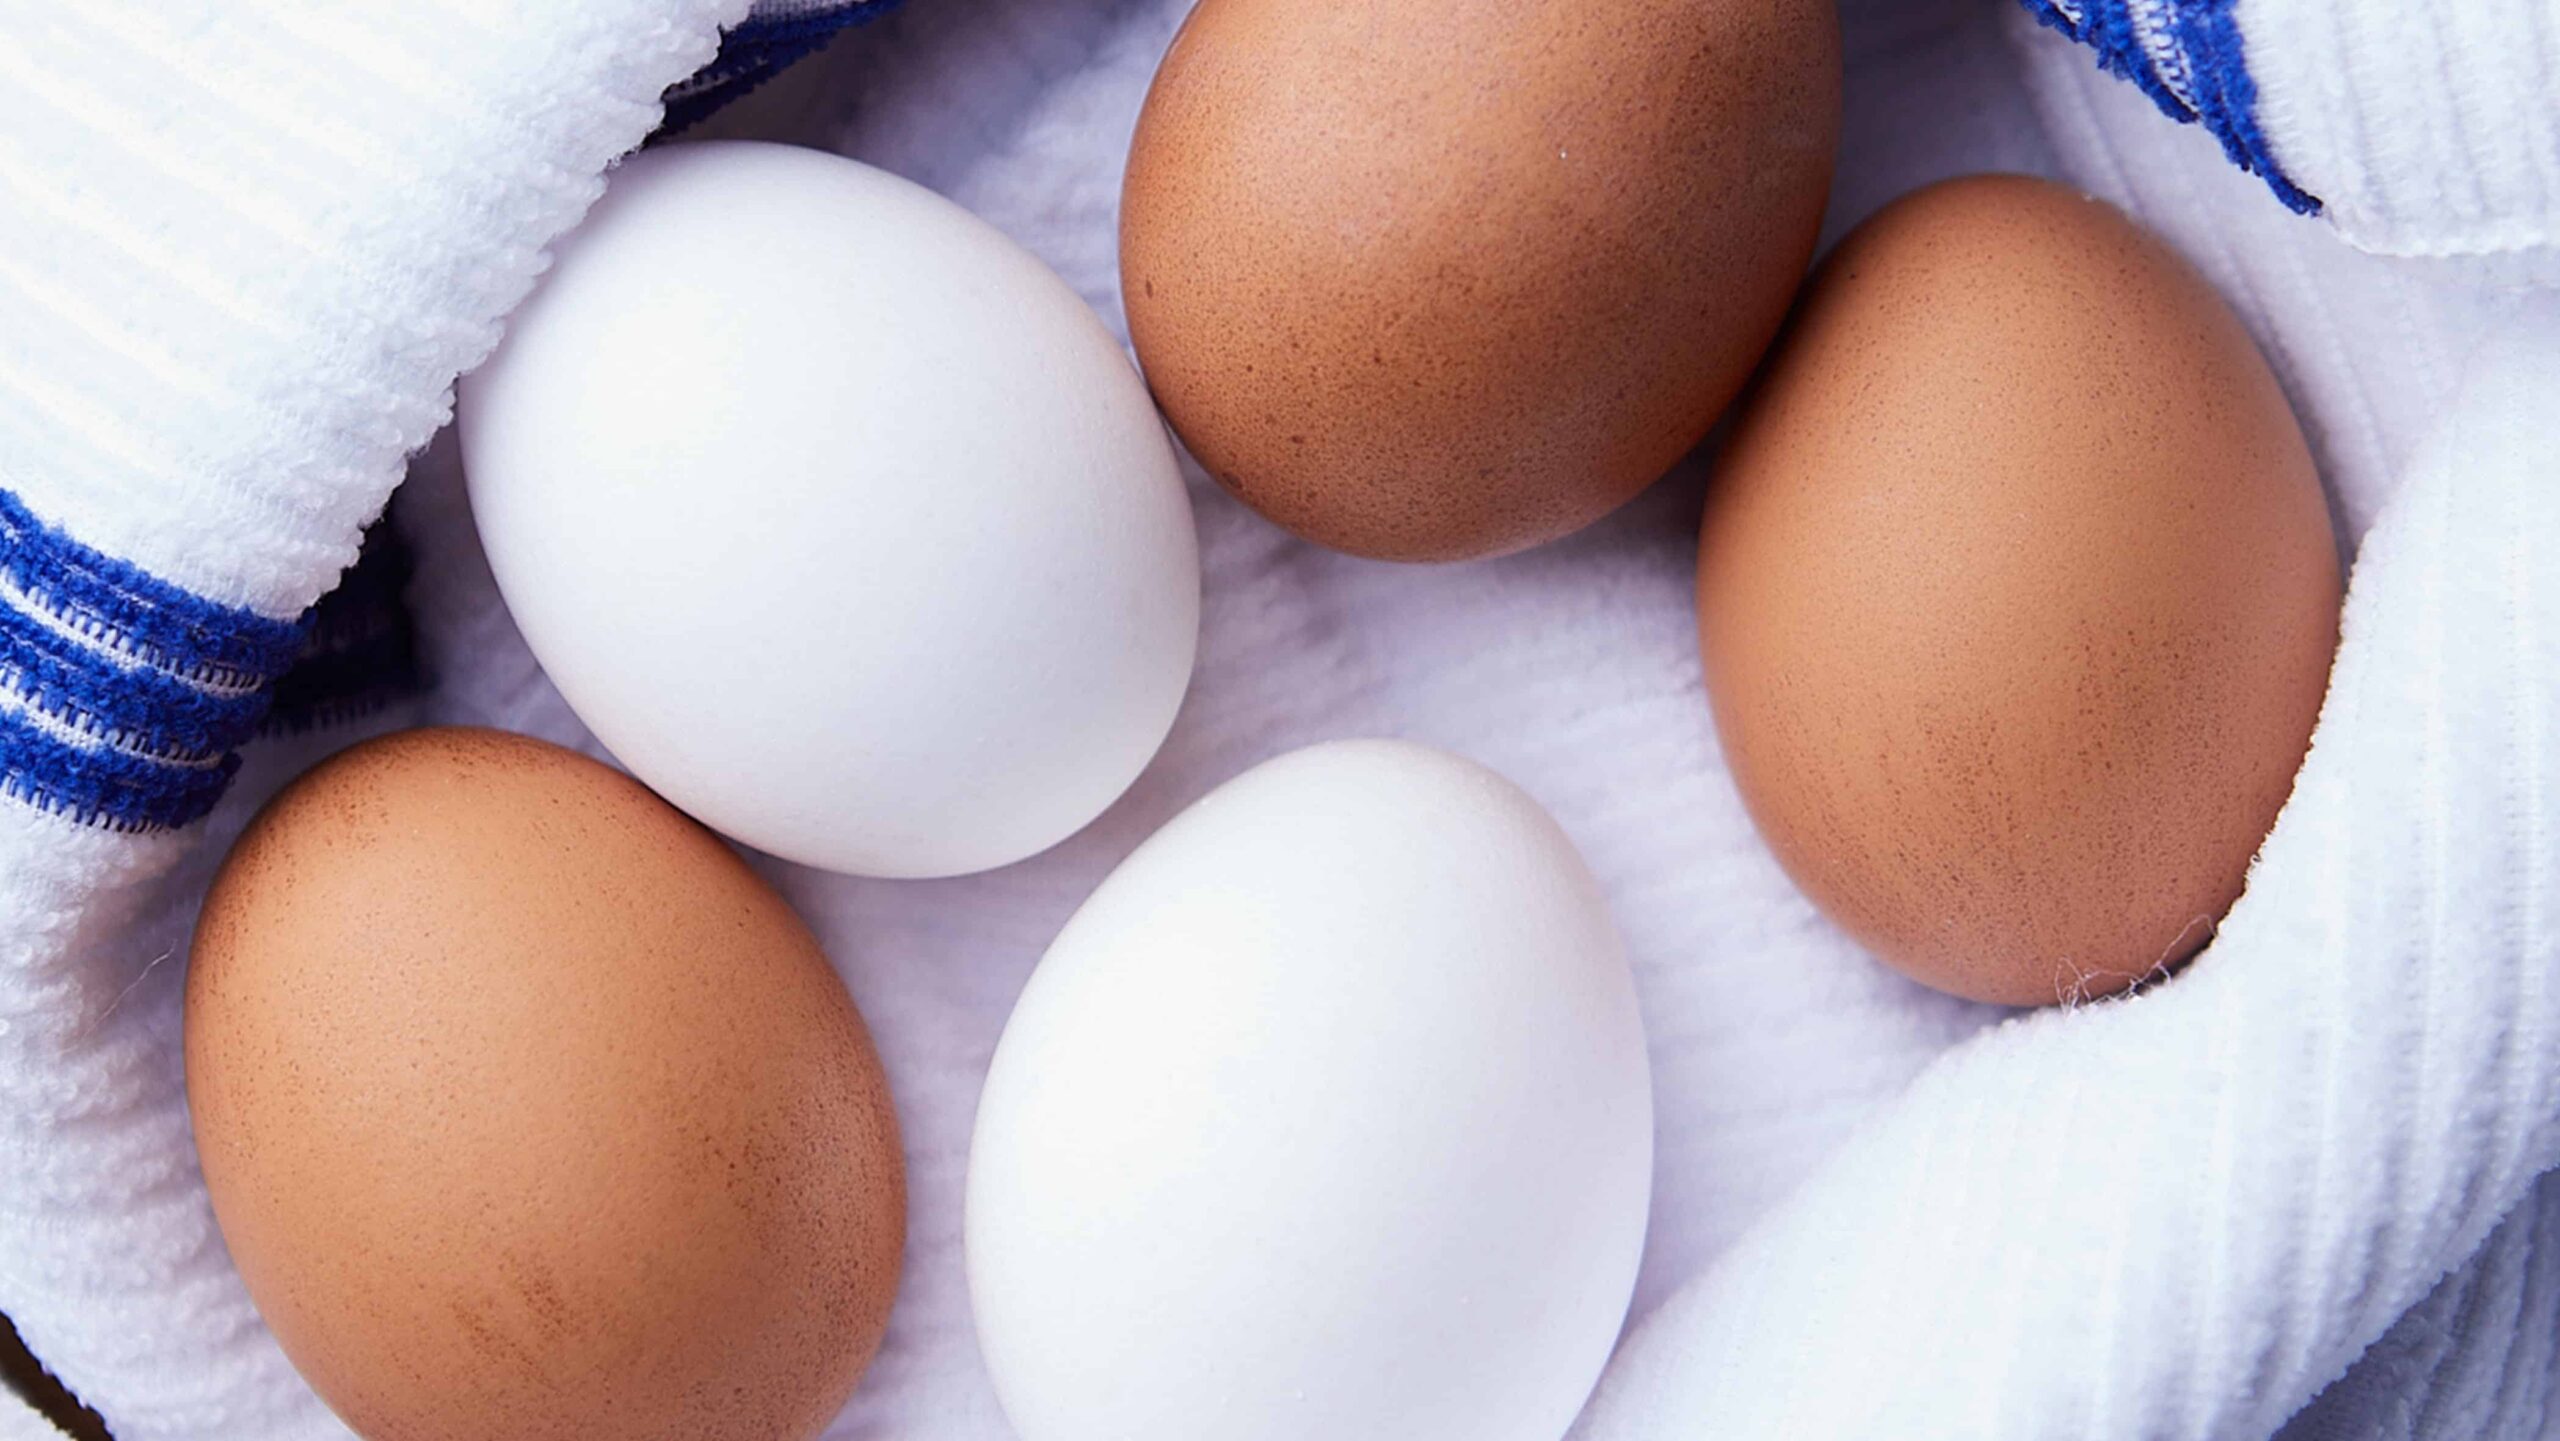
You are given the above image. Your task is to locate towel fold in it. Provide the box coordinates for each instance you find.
[0,3,741,1435]
[1574,314,2560,1441]
[2016,0,2560,264]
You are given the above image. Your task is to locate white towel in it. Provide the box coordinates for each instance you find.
[1571,311,2560,1440]
[1,2,2556,1439]
[2015,0,2560,266]
[0,4,743,1437]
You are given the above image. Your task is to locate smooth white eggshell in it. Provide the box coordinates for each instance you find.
[966,739,1654,1441]
[459,140,1198,878]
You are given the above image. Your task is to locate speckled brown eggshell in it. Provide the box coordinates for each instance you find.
[1121,0,1841,562]
[185,727,905,1441]
[1697,174,2342,1008]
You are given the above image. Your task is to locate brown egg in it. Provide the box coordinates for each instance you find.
[185,728,904,1440]
[1697,175,2342,1008]
[1121,0,1840,562]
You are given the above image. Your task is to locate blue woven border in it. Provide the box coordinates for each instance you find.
[0,487,309,831]
[659,1,906,135]
[1,6,904,833]
[0,490,304,689]
[2021,0,2322,215]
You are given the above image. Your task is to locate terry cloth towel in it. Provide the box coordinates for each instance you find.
[1572,313,2560,1441]
[1,2,2558,1440]
[2016,0,2560,264]
[0,4,747,1437]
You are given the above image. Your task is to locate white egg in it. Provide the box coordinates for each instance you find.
[459,141,1198,878]
[967,739,1653,1441]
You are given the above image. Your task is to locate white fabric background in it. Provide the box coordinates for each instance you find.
[52,0,2555,1436]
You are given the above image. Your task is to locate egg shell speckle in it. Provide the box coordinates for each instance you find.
[1697,174,2343,1007]
[1121,0,1841,562]
[185,727,905,1441]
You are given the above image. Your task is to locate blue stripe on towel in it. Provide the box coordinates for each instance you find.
[2020,0,2323,215]
[660,1,907,135]
[2,8,899,833]
[0,487,308,832]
